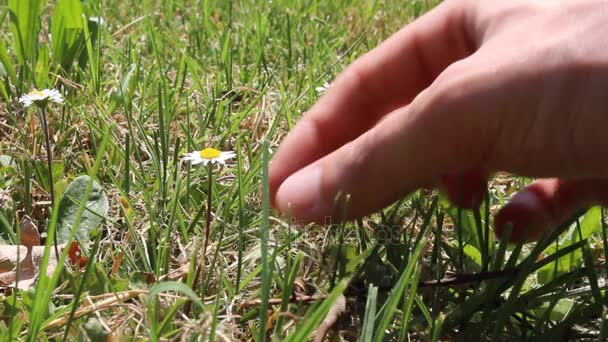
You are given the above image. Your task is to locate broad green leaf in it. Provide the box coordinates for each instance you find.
[0,39,18,87]
[56,175,109,244]
[35,44,50,88]
[51,0,85,73]
[147,281,203,310]
[533,298,574,321]
[8,0,44,68]
[326,243,359,277]
[0,155,17,168]
[538,207,602,284]
[109,64,136,112]
[463,244,482,266]
[33,160,64,194]
[83,318,109,342]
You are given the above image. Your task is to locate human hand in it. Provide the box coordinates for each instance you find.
[269,0,608,242]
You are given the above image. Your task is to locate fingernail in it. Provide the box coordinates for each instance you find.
[275,165,325,220]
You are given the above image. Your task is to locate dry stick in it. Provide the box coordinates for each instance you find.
[239,268,520,309]
[418,268,519,288]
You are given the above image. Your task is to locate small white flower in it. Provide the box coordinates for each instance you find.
[89,16,105,26]
[19,89,64,108]
[182,148,236,166]
[315,82,330,94]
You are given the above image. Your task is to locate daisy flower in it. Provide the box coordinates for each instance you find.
[89,16,105,26]
[182,147,236,166]
[19,89,64,108]
[315,82,330,94]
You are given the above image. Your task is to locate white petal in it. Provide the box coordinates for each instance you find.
[89,16,105,26]
[182,152,200,159]
[19,96,33,107]
[45,89,64,104]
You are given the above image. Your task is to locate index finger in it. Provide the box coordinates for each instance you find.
[269,0,476,202]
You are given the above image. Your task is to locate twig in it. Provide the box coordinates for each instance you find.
[239,268,520,310]
[418,268,519,288]
[111,15,148,37]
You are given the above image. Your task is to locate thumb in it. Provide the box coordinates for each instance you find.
[495,178,608,243]
[275,57,498,222]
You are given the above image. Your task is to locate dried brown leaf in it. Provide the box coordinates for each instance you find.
[0,243,67,289]
[0,245,28,273]
[19,215,41,249]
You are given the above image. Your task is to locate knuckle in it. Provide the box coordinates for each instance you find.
[341,141,370,175]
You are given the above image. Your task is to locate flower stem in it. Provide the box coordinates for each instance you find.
[192,163,214,297]
[38,106,60,260]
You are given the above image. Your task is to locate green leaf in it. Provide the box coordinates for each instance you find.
[33,160,64,194]
[8,0,44,79]
[0,155,17,168]
[533,298,574,321]
[56,175,109,244]
[326,243,359,277]
[360,285,378,342]
[82,263,110,295]
[109,64,136,110]
[286,245,374,341]
[0,39,18,88]
[147,281,203,309]
[83,317,109,342]
[51,0,85,73]
[35,44,49,88]
[463,244,482,267]
[147,281,204,340]
[374,236,428,342]
[538,207,602,284]
[448,206,479,250]
[285,276,351,342]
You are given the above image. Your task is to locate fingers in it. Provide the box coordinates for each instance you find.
[274,52,499,221]
[441,167,489,209]
[270,0,475,205]
[494,178,608,243]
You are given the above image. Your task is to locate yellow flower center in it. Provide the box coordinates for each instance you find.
[199,148,221,159]
[28,89,45,97]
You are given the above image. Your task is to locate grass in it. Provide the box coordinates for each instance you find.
[0,0,607,340]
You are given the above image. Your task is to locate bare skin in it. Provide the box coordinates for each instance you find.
[269,0,608,242]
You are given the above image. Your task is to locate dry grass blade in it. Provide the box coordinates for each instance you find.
[43,289,148,330]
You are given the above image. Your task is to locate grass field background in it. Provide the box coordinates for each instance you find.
[0,0,607,340]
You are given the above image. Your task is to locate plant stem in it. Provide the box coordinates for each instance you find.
[39,106,60,260]
[192,163,214,297]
